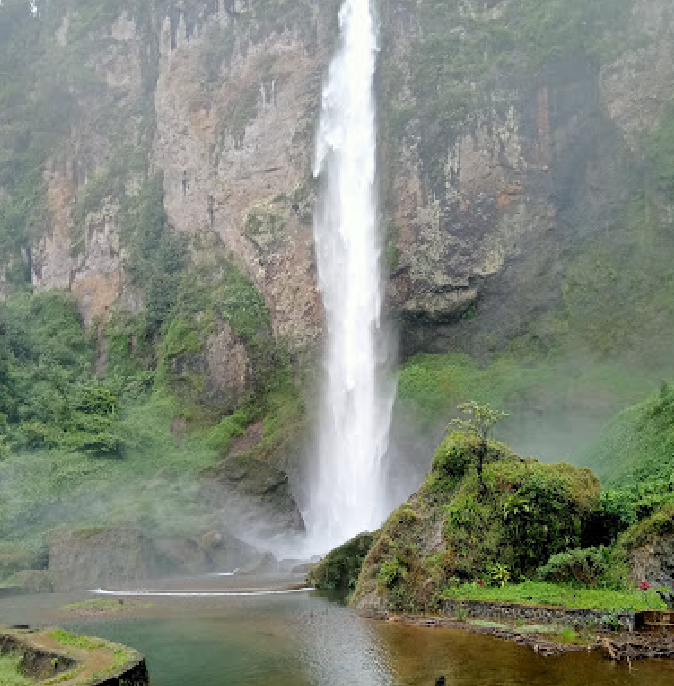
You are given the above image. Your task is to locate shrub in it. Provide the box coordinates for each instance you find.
[309,532,376,591]
[377,557,407,591]
[537,547,609,585]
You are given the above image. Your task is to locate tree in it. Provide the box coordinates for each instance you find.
[449,401,507,493]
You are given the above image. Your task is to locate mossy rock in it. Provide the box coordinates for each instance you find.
[350,432,601,613]
[0,570,54,594]
[614,503,674,588]
[309,532,376,591]
[0,543,46,580]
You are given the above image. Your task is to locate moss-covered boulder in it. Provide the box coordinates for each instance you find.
[309,532,376,591]
[614,503,674,588]
[350,433,601,612]
[0,570,54,594]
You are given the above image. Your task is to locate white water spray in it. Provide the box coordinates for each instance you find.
[308,0,395,551]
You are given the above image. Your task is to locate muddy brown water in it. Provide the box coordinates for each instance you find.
[1,574,673,686]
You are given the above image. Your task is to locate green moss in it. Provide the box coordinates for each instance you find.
[61,597,153,612]
[205,410,249,455]
[244,207,285,238]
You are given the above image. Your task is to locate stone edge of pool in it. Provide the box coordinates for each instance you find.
[0,625,149,686]
[359,605,674,661]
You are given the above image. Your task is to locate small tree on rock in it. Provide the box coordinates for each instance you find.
[449,401,507,493]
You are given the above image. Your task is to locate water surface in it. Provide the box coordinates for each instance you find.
[2,578,673,686]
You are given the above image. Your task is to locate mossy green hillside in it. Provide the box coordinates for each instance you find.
[349,433,602,612]
[579,382,674,486]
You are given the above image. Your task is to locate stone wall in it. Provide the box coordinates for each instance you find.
[441,599,639,631]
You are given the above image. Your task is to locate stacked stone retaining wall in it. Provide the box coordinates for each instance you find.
[441,599,639,630]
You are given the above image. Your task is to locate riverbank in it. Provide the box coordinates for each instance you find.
[360,610,674,661]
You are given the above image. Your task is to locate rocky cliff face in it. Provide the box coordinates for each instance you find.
[3,0,671,362]
[23,1,334,352]
[380,0,674,356]
[1,0,673,493]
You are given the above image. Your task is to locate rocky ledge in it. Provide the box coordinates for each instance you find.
[0,625,148,685]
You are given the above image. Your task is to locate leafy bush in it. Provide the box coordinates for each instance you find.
[309,532,376,591]
[378,557,407,591]
[537,547,609,585]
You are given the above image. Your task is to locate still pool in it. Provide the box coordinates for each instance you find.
[2,578,673,686]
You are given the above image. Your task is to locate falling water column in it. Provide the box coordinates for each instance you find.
[310,0,394,550]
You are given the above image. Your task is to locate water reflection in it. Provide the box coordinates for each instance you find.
[297,602,393,686]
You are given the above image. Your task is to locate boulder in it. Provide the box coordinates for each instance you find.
[48,527,160,592]
[204,455,305,539]
[153,537,212,576]
[0,543,45,580]
[1,570,54,594]
[197,530,257,572]
[620,503,674,589]
[238,552,279,576]
[48,525,262,590]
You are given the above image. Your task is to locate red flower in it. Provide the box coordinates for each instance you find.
[478,580,486,587]
[638,581,652,591]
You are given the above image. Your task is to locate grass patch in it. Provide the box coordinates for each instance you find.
[0,654,33,686]
[61,598,153,613]
[47,628,106,650]
[442,581,667,611]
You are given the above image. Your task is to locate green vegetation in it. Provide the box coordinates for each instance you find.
[47,628,106,650]
[309,532,376,591]
[537,547,610,586]
[350,429,604,612]
[348,397,674,616]
[0,653,32,686]
[580,382,674,485]
[442,580,666,612]
[0,291,123,456]
[61,597,153,613]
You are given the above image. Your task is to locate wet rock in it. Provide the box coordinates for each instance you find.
[205,454,306,539]
[197,529,258,572]
[48,527,160,592]
[238,552,278,576]
[1,570,54,594]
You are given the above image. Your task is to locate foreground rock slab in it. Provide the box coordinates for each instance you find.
[0,625,148,685]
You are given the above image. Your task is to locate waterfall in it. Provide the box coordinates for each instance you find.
[308,0,395,551]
